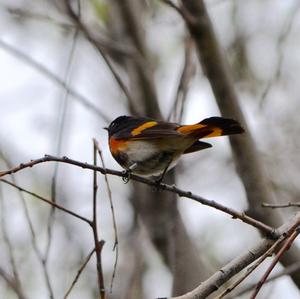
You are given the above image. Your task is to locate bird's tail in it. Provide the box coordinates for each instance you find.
[177,117,244,138]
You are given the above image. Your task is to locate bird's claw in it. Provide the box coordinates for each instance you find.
[122,169,132,184]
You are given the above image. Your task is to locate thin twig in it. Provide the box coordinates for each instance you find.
[262,202,300,209]
[250,226,300,299]
[6,6,74,29]
[169,213,300,299]
[92,143,106,299]
[0,39,109,122]
[232,261,300,297]
[63,246,98,299]
[0,267,28,299]
[259,2,300,107]
[0,153,54,298]
[0,179,92,225]
[160,0,186,19]
[0,155,275,236]
[93,139,119,293]
[168,36,195,123]
[64,0,137,114]
[46,9,80,265]
[214,230,289,299]
[0,187,23,296]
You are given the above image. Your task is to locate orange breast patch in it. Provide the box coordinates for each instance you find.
[109,138,128,154]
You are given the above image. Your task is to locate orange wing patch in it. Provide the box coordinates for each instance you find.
[109,138,128,154]
[131,121,158,136]
[177,124,206,134]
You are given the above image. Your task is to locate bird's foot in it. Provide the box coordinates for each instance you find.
[122,169,132,184]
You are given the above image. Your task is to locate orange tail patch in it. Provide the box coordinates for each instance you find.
[177,117,244,138]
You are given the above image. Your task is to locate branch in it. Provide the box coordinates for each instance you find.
[262,202,300,209]
[64,0,137,114]
[0,39,109,122]
[168,212,300,299]
[0,155,274,236]
[0,267,28,299]
[215,229,289,299]
[168,36,196,123]
[45,12,80,268]
[93,139,119,292]
[0,179,92,225]
[92,143,106,299]
[259,2,300,107]
[250,226,300,299]
[0,186,24,297]
[232,261,300,297]
[64,247,96,299]
[0,153,54,298]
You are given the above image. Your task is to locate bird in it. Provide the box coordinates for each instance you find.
[105,115,244,183]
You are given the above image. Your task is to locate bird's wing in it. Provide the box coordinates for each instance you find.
[114,120,183,140]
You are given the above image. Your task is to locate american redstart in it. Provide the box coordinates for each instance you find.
[105,115,244,182]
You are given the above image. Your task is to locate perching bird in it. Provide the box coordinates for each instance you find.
[105,115,244,182]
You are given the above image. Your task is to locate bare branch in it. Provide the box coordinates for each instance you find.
[259,2,300,107]
[232,261,300,297]
[0,155,275,236]
[0,153,54,298]
[262,202,300,209]
[168,36,196,123]
[250,226,300,299]
[6,6,74,29]
[45,13,80,269]
[160,0,186,19]
[169,212,300,299]
[63,247,96,299]
[0,267,28,299]
[0,39,109,122]
[0,179,92,225]
[93,139,119,292]
[92,142,106,299]
[64,0,137,114]
[0,188,23,297]
[215,230,288,299]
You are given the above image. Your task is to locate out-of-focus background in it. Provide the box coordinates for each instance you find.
[0,0,300,298]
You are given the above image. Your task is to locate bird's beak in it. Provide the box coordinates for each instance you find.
[103,127,109,131]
